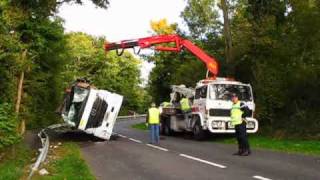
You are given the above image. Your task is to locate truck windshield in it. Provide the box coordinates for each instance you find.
[195,86,207,99]
[211,84,252,101]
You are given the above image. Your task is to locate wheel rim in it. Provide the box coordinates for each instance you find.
[164,125,170,134]
[194,125,200,135]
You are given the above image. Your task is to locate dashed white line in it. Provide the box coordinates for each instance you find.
[253,176,272,180]
[146,144,169,152]
[179,153,227,169]
[128,138,142,143]
[118,134,127,138]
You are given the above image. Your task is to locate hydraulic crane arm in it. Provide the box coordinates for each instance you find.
[104,34,219,77]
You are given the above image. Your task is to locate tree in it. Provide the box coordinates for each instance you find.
[181,0,220,39]
[220,0,234,74]
[64,32,150,114]
[150,18,177,35]
[229,0,320,137]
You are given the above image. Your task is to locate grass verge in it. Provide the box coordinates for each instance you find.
[131,122,148,131]
[33,142,95,180]
[0,142,32,179]
[216,135,320,156]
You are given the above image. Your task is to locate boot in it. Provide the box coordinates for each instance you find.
[240,149,250,156]
[233,149,243,155]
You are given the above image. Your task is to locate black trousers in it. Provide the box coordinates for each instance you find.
[235,121,250,152]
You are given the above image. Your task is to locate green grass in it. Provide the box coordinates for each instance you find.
[131,122,148,131]
[34,142,95,180]
[216,135,320,156]
[0,143,32,180]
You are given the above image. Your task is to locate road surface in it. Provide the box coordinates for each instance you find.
[78,118,320,180]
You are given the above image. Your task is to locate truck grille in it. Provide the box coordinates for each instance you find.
[209,109,230,117]
[209,108,253,117]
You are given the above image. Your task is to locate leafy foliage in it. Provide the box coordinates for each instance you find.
[0,103,20,149]
[0,143,31,179]
[148,0,320,139]
[181,0,220,38]
[150,18,177,35]
[0,0,149,150]
[63,32,151,114]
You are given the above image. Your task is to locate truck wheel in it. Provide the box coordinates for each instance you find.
[160,119,171,136]
[193,121,206,141]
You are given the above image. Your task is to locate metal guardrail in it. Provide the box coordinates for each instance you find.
[28,129,49,180]
[28,123,70,180]
[27,115,145,179]
[117,114,146,119]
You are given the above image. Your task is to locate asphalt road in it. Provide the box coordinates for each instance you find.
[79,118,320,180]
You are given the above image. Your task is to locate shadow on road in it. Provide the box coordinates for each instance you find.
[47,130,120,144]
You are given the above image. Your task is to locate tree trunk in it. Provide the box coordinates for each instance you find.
[221,0,234,75]
[15,49,27,135]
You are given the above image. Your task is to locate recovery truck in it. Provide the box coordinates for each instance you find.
[58,78,123,140]
[104,34,258,140]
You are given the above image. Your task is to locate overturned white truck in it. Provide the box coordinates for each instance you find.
[58,80,123,140]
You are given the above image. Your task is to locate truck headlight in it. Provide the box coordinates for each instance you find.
[246,121,255,129]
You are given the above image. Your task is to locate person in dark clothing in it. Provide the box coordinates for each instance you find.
[230,93,251,156]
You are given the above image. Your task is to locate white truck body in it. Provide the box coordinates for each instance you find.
[192,78,258,134]
[160,78,258,139]
[62,88,123,140]
[78,89,123,140]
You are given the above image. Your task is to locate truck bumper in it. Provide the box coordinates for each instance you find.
[207,117,258,133]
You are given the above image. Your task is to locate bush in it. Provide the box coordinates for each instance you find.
[0,103,21,149]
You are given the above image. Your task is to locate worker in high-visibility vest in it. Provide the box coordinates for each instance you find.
[161,101,172,108]
[231,93,251,156]
[146,102,160,144]
[180,96,191,123]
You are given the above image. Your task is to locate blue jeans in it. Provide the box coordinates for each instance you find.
[149,124,160,144]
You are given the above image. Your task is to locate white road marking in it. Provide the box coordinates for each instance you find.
[94,142,105,144]
[118,134,127,138]
[129,138,142,143]
[253,175,273,180]
[179,153,227,169]
[146,144,169,152]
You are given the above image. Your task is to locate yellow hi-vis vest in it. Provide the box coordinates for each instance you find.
[180,98,191,111]
[231,101,243,126]
[162,102,171,107]
[148,107,160,124]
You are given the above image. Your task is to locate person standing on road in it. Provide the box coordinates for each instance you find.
[180,95,191,122]
[146,103,160,144]
[230,93,251,156]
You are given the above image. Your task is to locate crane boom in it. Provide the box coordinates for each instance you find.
[104,34,219,77]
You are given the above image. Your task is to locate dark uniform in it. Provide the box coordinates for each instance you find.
[231,94,251,156]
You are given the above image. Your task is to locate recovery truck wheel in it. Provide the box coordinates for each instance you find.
[160,117,171,136]
[193,120,206,141]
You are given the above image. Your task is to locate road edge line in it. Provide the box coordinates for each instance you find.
[146,144,169,152]
[179,153,227,169]
[128,138,142,143]
[253,175,272,180]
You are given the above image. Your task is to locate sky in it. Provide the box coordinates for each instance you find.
[58,0,187,84]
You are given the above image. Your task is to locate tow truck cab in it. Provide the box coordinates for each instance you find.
[192,78,258,133]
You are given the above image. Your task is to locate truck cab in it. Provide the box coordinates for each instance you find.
[59,80,123,140]
[160,78,258,140]
[192,78,258,134]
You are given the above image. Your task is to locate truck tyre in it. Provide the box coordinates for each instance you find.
[193,120,206,141]
[160,118,171,136]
